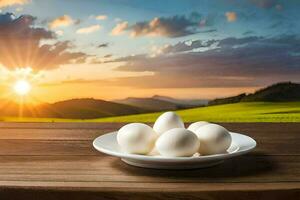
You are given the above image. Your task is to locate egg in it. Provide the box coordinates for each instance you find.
[195,124,232,155]
[117,123,157,154]
[187,121,210,133]
[155,128,200,157]
[153,111,184,135]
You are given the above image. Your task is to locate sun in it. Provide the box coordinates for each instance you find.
[14,80,31,96]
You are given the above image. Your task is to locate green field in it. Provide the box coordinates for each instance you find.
[1,102,300,122]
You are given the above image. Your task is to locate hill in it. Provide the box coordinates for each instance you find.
[208,93,246,106]
[114,96,207,111]
[7,101,299,122]
[88,101,300,123]
[208,82,300,105]
[0,98,145,119]
[0,95,207,119]
[242,82,300,102]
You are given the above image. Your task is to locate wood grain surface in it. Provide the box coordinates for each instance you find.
[0,122,299,200]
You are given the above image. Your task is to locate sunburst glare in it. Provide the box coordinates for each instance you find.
[13,79,31,96]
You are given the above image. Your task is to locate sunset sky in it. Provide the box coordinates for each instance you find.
[0,0,299,103]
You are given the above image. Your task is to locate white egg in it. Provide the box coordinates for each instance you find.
[153,111,184,135]
[155,128,200,157]
[195,124,232,155]
[187,121,210,133]
[117,123,157,154]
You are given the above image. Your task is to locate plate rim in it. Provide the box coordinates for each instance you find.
[93,131,256,162]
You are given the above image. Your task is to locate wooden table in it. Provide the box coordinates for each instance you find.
[0,122,299,200]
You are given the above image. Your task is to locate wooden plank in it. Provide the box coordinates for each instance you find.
[0,155,298,183]
[0,122,126,129]
[0,138,297,155]
[0,181,299,192]
[0,183,299,200]
[0,128,106,140]
[0,140,97,155]
[1,122,300,132]
[0,126,293,140]
[0,123,299,140]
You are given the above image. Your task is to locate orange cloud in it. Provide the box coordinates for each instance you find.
[111,21,128,35]
[0,13,88,70]
[49,15,74,29]
[95,15,107,20]
[76,24,100,34]
[128,13,203,38]
[0,0,28,8]
[225,12,237,22]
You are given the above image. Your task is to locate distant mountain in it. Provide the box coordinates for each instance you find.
[114,96,207,112]
[152,95,208,107]
[114,97,178,112]
[0,98,145,119]
[208,82,300,106]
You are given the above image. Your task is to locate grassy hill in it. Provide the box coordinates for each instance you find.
[208,93,246,106]
[89,101,300,122]
[242,82,300,102]
[0,98,145,119]
[3,102,300,122]
[209,82,300,105]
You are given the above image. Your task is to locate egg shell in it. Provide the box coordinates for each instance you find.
[195,124,232,155]
[187,121,210,133]
[153,111,184,135]
[155,128,200,157]
[117,123,157,155]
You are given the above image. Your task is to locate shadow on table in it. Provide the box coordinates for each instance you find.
[110,152,277,179]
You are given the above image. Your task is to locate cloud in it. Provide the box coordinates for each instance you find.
[107,35,300,88]
[55,30,64,36]
[128,12,203,38]
[243,30,254,35]
[269,21,282,29]
[111,12,214,38]
[95,15,107,20]
[97,43,109,48]
[249,0,281,9]
[111,21,128,35]
[275,4,283,10]
[225,12,237,22]
[0,0,28,8]
[15,7,23,12]
[114,18,122,22]
[152,39,217,55]
[49,15,74,29]
[76,24,100,34]
[218,36,262,47]
[103,54,112,58]
[0,13,88,70]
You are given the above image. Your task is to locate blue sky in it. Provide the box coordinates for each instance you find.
[0,0,299,102]
[4,0,298,56]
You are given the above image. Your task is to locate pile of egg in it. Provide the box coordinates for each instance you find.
[117,111,232,157]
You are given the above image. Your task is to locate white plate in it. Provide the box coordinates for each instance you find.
[93,131,256,169]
